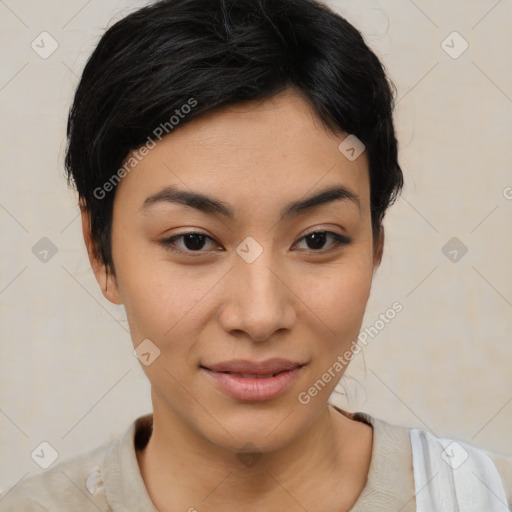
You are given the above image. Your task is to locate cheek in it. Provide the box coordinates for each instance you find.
[298,256,373,346]
[111,227,213,344]
[117,261,215,344]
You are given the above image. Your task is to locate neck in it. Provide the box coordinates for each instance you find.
[136,398,372,512]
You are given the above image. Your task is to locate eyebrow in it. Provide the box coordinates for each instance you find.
[140,184,360,221]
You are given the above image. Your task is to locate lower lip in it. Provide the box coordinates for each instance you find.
[202,367,303,402]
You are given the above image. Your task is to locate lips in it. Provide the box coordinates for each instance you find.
[200,358,305,401]
[202,358,304,375]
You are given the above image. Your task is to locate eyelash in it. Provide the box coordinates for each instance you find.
[159,230,351,257]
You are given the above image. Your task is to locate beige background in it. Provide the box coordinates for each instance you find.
[1,0,511,490]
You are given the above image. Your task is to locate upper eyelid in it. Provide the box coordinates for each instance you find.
[164,228,345,241]
[162,229,349,251]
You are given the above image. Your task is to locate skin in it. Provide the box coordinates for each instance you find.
[82,87,384,512]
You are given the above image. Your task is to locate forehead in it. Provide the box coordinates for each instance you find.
[115,89,370,217]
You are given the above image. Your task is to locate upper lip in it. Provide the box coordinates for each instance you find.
[202,358,304,375]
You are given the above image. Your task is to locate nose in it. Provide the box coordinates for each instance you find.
[217,251,296,342]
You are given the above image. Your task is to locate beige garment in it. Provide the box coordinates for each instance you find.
[0,406,510,511]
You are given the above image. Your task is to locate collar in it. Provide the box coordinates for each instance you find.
[99,407,415,511]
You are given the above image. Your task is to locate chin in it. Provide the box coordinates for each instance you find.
[196,400,312,454]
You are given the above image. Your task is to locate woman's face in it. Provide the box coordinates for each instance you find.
[85,88,383,453]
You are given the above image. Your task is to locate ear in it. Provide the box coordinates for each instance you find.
[80,202,123,305]
[372,225,385,276]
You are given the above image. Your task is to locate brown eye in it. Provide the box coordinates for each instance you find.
[160,232,219,256]
[294,231,351,252]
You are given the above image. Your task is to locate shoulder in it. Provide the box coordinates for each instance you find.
[346,408,512,510]
[409,427,512,509]
[0,440,111,511]
[482,447,512,506]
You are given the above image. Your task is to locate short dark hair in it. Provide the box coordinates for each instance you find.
[65,0,403,275]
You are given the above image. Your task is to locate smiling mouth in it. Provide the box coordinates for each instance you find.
[200,363,306,401]
[201,368,292,378]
